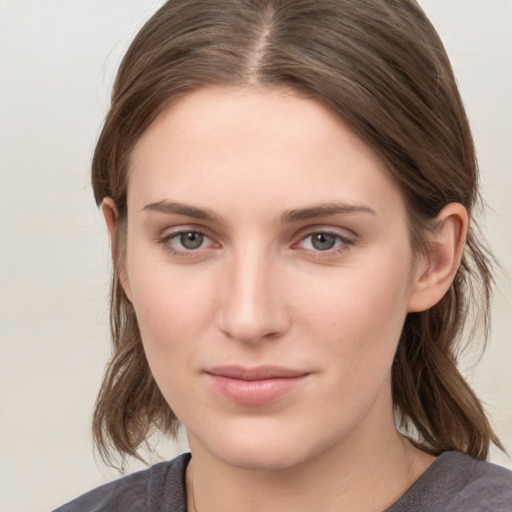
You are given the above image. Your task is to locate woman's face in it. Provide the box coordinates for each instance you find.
[120,86,424,470]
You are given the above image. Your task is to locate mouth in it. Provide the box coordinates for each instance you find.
[204,365,310,406]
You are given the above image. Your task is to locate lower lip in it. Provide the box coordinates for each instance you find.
[205,374,309,406]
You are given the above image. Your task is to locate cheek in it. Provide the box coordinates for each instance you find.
[128,264,216,420]
[296,250,412,385]
[304,258,410,337]
[124,238,216,377]
[131,269,213,350]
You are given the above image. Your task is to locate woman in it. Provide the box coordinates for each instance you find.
[54,0,512,510]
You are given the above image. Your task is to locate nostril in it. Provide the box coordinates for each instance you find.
[218,316,282,344]
[214,256,290,344]
[215,294,290,344]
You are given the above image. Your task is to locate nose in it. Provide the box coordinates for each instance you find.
[215,247,290,344]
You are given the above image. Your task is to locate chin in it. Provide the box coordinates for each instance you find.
[188,417,338,472]
[217,444,312,472]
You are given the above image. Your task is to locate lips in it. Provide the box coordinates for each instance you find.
[204,365,310,406]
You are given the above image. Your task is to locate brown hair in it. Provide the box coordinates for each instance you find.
[92,0,502,465]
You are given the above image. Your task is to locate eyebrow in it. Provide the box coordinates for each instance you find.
[142,200,222,222]
[281,202,376,223]
[142,200,376,224]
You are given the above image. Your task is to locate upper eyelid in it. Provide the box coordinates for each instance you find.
[295,225,356,240]
[160,225,213,238]
[297,232,353,247]
[158,229,218,257]
[158,227,216,247]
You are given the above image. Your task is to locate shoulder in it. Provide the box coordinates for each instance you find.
[388,451,512,512]
[51,453,191,512]
[444,453,512,511]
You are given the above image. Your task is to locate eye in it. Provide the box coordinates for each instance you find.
[159,229,216,255]
[176,231,205,250]
[298,231,352,252]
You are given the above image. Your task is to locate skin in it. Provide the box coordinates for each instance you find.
[103,86,467,512]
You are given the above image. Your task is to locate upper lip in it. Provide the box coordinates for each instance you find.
[206,365,309,381]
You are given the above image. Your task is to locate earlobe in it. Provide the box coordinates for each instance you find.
[407,203,468,312]
[101,198,133,302]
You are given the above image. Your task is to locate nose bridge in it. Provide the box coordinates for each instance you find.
[216,242,288,344]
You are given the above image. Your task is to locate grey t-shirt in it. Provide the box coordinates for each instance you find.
[53,451,512,511]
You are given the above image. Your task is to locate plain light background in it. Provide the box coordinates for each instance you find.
[0,1,511,511]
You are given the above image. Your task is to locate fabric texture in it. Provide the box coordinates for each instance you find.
[53,451,512,511]
[385,451,512,512]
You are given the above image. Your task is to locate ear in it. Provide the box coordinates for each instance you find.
[407,203,468,313]
[101,198,133,302]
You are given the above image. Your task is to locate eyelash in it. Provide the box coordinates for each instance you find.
[158,229,217,258]
[158,228,355,258]
[295,230,354,257]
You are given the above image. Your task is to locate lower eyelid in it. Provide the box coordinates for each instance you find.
[158,229,219,255]
[301,232,352,245]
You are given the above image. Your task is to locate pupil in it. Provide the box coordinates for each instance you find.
[312,233,335,251]
[180,232,203,249]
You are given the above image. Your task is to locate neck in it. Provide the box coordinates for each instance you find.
[186,410,434,512]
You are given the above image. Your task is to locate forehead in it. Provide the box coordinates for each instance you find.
[127,85,404,219]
